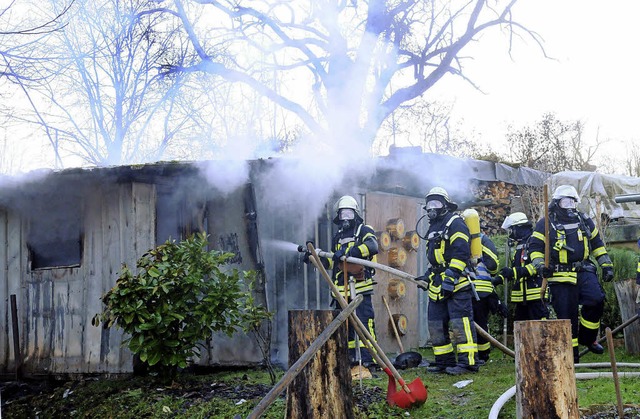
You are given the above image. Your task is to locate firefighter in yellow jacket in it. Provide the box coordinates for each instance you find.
[529,185,613,363]
[327,195,379,370]
[416,187,479,375]
[493,212,549,321]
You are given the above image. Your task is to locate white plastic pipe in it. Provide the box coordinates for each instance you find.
[576,362,640,369]
[488,371,640,419]
[489,385,516,419]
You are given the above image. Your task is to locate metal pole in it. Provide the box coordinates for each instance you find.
[503,240,511,348]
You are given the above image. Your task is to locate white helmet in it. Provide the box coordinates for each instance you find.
[552,185,581,203]
[333,195,362,224]
[501,212,530,230]
[425,186,458,211]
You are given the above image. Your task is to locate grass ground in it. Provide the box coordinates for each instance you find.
[2,345,640,418]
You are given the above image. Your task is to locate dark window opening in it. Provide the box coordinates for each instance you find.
[28,196,83,270]
[156,184,208,245]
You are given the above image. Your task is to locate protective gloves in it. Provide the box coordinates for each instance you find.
[332,248,346,264]
[491,275,504,287]
[487,293,508,318]
[501,266,530,281]
[602,266,614,282]
[441,269,457,299]
[539,265,555,278]
[302,241,316,264]
[500,267,514,281]
[414,270,431,290]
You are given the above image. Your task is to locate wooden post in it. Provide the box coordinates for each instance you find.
[10,294,23,380]
[286,310,353,419]
[514,320,578,419]
[613,279,640,354]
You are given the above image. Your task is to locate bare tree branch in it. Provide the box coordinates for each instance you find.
[167,0,546,148]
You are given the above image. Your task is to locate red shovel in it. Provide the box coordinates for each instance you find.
[307,243,428,409]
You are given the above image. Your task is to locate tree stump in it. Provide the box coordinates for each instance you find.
[614,279,640,354]
[514,320,578,419]
[286,310,353,419]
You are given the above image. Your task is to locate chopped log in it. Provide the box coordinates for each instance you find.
[514,320,578,419]
[387,279,406,299]
[286,310,353,419]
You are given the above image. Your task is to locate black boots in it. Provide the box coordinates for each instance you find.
[587,341,604,355]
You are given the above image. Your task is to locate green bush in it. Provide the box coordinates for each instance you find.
[608,246,639,282]
[93,232,269,377]
[601,246,639,331]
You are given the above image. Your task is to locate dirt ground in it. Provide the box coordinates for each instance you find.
[0,373,388,418]
[2,373,640,418]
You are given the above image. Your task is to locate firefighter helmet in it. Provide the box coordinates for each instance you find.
[425,187,458,211]
[332,195,362,224]
[552,185,581,203]
[501,212,530,230]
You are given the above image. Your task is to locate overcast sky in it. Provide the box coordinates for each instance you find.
[427,0,640,158]
[3,1,638,175]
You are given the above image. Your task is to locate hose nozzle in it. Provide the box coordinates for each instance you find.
[297,244,305,253]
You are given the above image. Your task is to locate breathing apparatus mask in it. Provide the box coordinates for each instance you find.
[339,208,356,230]
[551,196,579,219]
[425,198,447,221]
[508,224,531,243]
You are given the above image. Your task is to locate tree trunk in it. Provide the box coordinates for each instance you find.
[614,279,640,354]
[286,310,353,419]
[514,320,578,419]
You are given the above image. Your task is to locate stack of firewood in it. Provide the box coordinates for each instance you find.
[466,180,542,236]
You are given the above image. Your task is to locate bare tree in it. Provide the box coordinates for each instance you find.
[165,0,543,150]
[3,0,199,166]
[0,0,73,80]
[376,98,485,158]
[623,142,640,177]
[505,112,603,173]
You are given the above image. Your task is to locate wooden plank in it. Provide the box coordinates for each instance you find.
[132,182,155,264]
[100,184,127,370]
[83,188,106,371]
[0,209,8,367]
[6,212,28,373]
[614,279,640,354]
[52,269,84,373]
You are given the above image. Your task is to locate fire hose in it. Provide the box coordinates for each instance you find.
[301,246,516,357]
[300,247,427,289]
[305,243,428,408]
[489,372,640,419]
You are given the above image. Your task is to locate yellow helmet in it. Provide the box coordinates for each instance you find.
[425,186,458,211]
[333,195,362,224]
[501,212,530,230]
[552,185,580,203]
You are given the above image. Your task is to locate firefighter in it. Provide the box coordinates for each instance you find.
[307,195,379,372]
[528,185,614,364]
[416,187,479,375]
[467,220,507,364]
[493,212,549,322]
